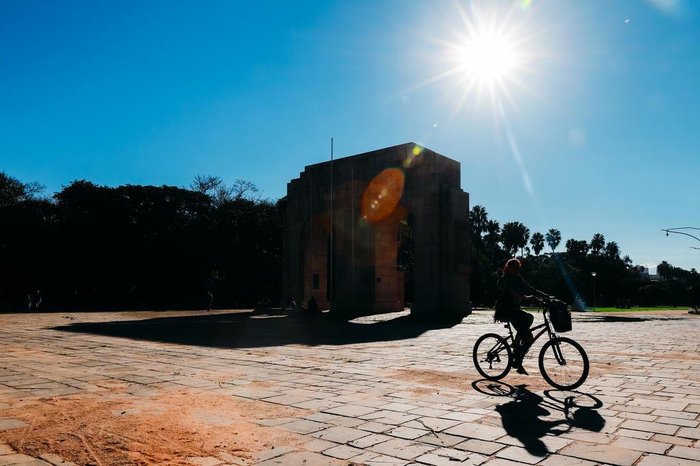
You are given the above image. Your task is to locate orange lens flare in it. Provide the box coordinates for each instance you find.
[360,168,405,224]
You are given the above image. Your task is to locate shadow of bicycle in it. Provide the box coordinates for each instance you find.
[472,380,606,457]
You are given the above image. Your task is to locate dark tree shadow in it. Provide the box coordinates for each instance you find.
[578,315,685,323]
[52,308,463,349]
[471,380,605,456]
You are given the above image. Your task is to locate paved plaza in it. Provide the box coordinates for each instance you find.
[0,308,698,465]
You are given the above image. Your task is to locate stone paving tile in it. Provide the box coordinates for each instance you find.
[362,453,409,465]
[417,432,467,448]
[668,445,700,461]
[386,426,427,440]
[359,410,419,425]
[616,427,655,440]
[653,433,695,446]
[677,427,700,440]
[496,445,549,464]
[414,447,486,466]
[0,419,26,431]
[0,454,51,465]
[660,416,700,428]
[255,450,339,465]
[322,404,377,417]
[454,438,506,455]
[349,433,393,449]
[367,438,434,461]
[253,446,296,463]
[610,436,671,454]
[479,458,528,466]
[443,422,506,441]
[496,433,572,453]
[653,409,699,420]
[312,425,369,444]
[537,455,599,466]
[322,444,364,460]
[37,453,78,466]
[356,421,392,434]
[636,454,700,466]
[302,438,336,453]
[404,416,461,433]
[279,419,329,434]
[558,442,643,466]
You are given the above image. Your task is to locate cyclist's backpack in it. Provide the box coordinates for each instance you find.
[549,299,572,332]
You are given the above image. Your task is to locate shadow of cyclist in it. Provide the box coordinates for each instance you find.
[472,380,605,456]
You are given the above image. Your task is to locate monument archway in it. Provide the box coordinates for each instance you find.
[283,143,470,319]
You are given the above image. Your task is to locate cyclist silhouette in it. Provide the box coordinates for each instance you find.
[495,258,549,374]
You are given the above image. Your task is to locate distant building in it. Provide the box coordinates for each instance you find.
[640,265,660,281]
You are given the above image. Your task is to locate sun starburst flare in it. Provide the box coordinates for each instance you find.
[411,1,539,118]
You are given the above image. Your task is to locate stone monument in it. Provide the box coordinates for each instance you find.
[283,142,470,319]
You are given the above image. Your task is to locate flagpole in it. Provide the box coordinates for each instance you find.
[329,137,334,311]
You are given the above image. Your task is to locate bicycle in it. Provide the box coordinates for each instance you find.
[472,297,590,390]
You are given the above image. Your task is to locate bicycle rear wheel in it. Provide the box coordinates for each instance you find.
[473,333,512,380]
[539,337,589,390]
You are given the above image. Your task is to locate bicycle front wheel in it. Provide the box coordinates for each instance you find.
[539,337,589,390]
[473,333,512,380]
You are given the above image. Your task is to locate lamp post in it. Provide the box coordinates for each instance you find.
[591,272,597,311]
[662,227,700,250]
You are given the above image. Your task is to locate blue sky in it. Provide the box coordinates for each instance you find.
[1,0,699,271]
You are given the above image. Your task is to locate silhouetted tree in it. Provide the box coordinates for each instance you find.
[0,172,46,207]
[469,205,488,239]
[545,228,561,253]
[565,239,589,259]
[502,221,530,256]
[530,232,545,256]
[590,233,605,255]
[604,241,620,260]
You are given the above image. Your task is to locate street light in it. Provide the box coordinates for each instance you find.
[662,227,700,250]
[591,272,597,311]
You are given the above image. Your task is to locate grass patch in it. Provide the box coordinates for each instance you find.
[587,306,689,312]
[519,306,690,313]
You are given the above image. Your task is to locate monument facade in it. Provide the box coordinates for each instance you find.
[283,143,470,319]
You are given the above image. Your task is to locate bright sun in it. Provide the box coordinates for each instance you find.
[460,30,517,84]
[411,2,535,115]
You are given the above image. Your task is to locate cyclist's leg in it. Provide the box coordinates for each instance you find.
[509,310,534,373]
[511,310,534,350]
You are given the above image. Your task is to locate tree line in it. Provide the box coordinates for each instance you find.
[0,172,283,310]
[1,171,698,311]
[468,205,700,308]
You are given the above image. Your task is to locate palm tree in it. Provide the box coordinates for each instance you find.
[484,220,501,250]
[604,241,620,260]
[545,228,561,253]
[530,232,545,256]
[590,233,605,255]
[502,221,530,256]
[469,205,488,237]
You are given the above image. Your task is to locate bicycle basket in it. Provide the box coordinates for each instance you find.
[548,300,572,332]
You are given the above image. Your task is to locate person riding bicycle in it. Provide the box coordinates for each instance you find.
[495,258,549,375]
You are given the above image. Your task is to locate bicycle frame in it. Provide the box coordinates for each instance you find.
[504,309,574,368]
[502,308,557,349]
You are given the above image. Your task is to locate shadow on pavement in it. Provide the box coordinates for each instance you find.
[472,380,605,457]
[578,315,685,323]
[53,308,462,349]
